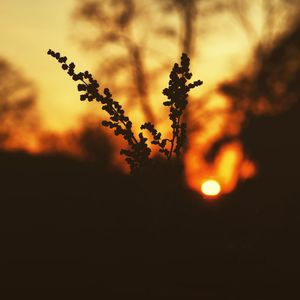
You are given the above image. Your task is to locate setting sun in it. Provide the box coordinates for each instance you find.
[201,179,221,197]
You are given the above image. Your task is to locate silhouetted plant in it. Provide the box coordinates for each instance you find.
[47,49,202,173]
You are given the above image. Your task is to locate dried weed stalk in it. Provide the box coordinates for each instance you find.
[47,50,202,173]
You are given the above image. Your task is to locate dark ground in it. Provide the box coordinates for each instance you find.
[0,100,299,298]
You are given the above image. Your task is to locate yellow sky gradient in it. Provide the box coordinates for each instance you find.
[0,0,98,131]
[0,0,262,132]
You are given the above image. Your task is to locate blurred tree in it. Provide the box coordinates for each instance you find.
[207,6,300,160]
[38,115,114,169]
[0,58,38,149]
[73,0,156,123]
[219,1,300,120]
[76,115,115,166]
[224,0,300,60]
[72,0,300,162]
[72,0,214,127]
[159,0,198,56]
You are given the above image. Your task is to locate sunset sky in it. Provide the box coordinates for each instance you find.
[0,0,97,131]
[1,2,300,293]
[0,0,297,196]
[0,0,256,132]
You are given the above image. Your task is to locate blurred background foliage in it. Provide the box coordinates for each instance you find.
[0,0,300,189]
[1,1,300,294]
[72,0,300,171]
[0,58,39,149]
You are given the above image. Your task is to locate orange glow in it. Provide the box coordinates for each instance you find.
[185,140,256,197]
[0,1,265,196]
[214,142,243,194]
[201,179,221,198]
[240,159,257,179]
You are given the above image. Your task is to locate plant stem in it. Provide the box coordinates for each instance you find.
[168,113,181,160]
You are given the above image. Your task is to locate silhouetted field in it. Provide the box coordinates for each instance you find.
[0,100,299,298]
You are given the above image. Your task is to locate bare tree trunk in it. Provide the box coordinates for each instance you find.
[131,45,156,123]
[182,1,194,55]
[124,38,156,124]
[178,1,197,151]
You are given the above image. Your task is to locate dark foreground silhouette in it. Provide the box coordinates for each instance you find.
[0,100,299,298]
